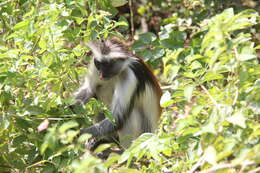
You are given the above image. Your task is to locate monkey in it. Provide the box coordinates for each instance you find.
[70,37,162,155]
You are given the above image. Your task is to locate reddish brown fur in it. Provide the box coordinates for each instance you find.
[107,37,162,118]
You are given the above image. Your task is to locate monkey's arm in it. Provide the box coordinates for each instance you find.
[69,73,98,112]
[81,69,137,137]
[74,88,93,104]
[69,88,94,113]
[80,118,116,137]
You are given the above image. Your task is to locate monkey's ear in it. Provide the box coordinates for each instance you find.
[87,40,102,58]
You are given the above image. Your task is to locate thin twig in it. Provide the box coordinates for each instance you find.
[141,17,148,33]
[35,118,71,121]
[129,0,134,37]
[232,47,240,106]
[189,156,205,173]
[232,86,239,106]
[248,167,260,173]
[233,47,239,61]
[161,85,173,90]
[200,163,235,173]
[200,85,220,110]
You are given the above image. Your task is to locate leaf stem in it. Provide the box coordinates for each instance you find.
[200,85,220,110]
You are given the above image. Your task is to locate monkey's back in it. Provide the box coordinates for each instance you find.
[118,59,162,148]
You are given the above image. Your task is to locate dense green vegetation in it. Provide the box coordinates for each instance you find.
[0,0,259,172]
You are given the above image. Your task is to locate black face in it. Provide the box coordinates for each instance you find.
[94,58,125,79]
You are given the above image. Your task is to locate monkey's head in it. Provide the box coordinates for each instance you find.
[87,38,131,80]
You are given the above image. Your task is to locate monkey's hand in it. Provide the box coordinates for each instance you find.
[80,118,117,149]
[85,137,98,151]
[68,101,85,114]
[80,118,117,137]
[69,88,93,113]
[85,137,123,159]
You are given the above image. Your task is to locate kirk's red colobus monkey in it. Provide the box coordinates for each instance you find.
[71,37,162,150]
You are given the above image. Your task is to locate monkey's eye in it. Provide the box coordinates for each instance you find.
[116,58,125,62]
[109,59,116,64]
[94,59,101,70]
[110,58,124,64]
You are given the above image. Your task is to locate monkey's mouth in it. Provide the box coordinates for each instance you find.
[99,72,109,80]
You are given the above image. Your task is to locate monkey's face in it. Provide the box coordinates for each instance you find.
[94,58,125,79]
[88,38,129,79]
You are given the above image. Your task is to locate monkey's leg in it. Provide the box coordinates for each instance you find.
[84,127,123,159]
[86,113,120,149]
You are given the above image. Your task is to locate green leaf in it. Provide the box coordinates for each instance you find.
[78,134,92,143]
[94,143,112,153]
[39,39,47,50]
[111,0,128,7]
[118,150,131,164]
[255,45,260,50]
[190,61,202,70]
[227,9,257,32]
[42,52,54,66]
[187,54,204,63]
[74,17,85,25]
[184,85,194,102]
[170,65,180,80]
[204,72,224,82]
[59,121,78,134]
[104,153,121,168]
[16,117,30,129]
[114,20,128,27]
[118,16,129,30]
[13,20,30,30]
[201,121,216,135]
[0,114,10,131]
[192,105,204,115]
[139,32,157,45]
[13,135,27,146]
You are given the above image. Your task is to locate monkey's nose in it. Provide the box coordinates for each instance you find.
[99,72,104,79]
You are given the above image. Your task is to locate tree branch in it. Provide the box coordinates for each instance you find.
[199,161,255,173]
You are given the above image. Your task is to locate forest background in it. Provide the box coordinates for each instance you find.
[0,0,259,172]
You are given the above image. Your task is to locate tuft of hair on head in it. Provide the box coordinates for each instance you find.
[87,37,132,60]
[86,40,103,58]
[108,37,130,50]
[105,37,133,59]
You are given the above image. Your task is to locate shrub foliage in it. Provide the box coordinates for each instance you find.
[0,0,259,172]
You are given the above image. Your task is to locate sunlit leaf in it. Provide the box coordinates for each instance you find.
[204,146,217,165]
[94,143,112,153]
[13,20,29,30]
[226,112,246,128]
[237,54,256,61]
[160,91,174,107]
[0,114,10,131]
[41,53,53,67]
[204,72,224,82]
[184,85,194,102]
[59,121,78,134]
[111,0,128,7]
